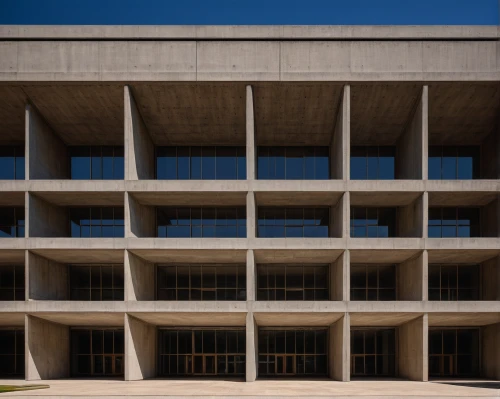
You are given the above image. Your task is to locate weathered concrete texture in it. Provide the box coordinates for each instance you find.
[398,314,428,381]
[397,195,424,238]
[331,85,349,180]
[26,104,68,180]
[246,85,255,180]
[246,250,255,302]
[126,194,155,238]
[28,194,69,238]
[247,192,256,239]
[125,250,154,301]
[246,312,257,382]
[398,251,426,301]
[330,251,348,301]
[331,195,345,238]
[125,314,156,381]
[125,85,155,180]
[481,256,500,301]
[27,252,67,300]
[329,314,350,381]
[482,322,500,380]
[25,315,69,380]
[396,86,427,180]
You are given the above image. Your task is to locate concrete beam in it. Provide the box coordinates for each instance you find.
[25,314,70,380]
[246,312,257,382]
[125,250,155,301]
[27,251,68,300]
[329,314,350,381]
[125,314,156,380]
[25,104,68,180]
[398,314,428,381]
[125,85,155,180]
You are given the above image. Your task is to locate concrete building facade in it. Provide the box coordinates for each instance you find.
[0,25,499,383]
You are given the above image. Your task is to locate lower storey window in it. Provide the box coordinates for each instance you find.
[158,329,246,376]
[428,207,480,238]
[0,265,24,301]
[429,328,479,377]
[71,329,124,377]
[350,264,396,301]
[258,329,328,376]
[0,329,24,377]
[257,264,329,301]
[351,328,395,377]
[428,264,479,301]
[69,265,124,301]
[350,207,396,238]
[258,207,329,238]
[70,207,125,238]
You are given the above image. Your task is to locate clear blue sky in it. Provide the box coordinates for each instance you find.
[0,0,498,25]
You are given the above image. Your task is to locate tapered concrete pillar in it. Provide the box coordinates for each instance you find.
[331,251,349,301]
[329,314,350,381]
[397,194,424,238]
[125,85,155,180]
[25,103,68,180]
[126,193,155,238]
[396,85,427,179]
[246,85,255,180]
[482,323,500,380]
[125,250,154,301]
[26,315,70,380]
[398,251,427,301]
[27,193,69,238]
[331,194,346,238]
[27,252,68,300]
[398,314,428,381]
[246,312,257,382]
[246,250,256,302]
[246,192,256,239]
[330,85,350,180]
[482,255,500,300]
[125,314,156,380]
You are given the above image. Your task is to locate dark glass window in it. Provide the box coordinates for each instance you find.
[70,207,124,238]
[428,264,479,301]
[428,207,480,238]
[69,146,124,180]
[156,207,246,238]
[71,329,124,377]
[258,329,328,376]
[257,265,328,301]
[157,264,246,301]
[350,207,396,238]
[0,146,25,180]
[0,329,24,377]
[257,147,329,180]
[351,146,395,180]
[0,265,24,301]
[0,207,25,238]
[429,328,479,377]
[429,146,479,180]
[258,207,329,238]
[351,329,395,376]
[69,265,124,301]
[350,264,396,301]
[156,146,246,180]
[158,329,245,376]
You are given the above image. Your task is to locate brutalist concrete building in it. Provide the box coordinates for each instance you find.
[0,25,499,383]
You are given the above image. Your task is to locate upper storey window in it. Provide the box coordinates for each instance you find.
[258,207,329,238]
[70,146,124,180]
[350,207,396,238]
[351,146,395,180]
[0,147,24,180]
[0,208,24,238]
[156,146,246,180]
[70,207,125,238]
[428,208,480,238]
[429,146,479,180]
[257,147,329,180]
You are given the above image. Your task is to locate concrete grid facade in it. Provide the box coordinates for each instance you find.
[0,25,499,383]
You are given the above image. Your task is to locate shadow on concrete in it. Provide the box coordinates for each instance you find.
[432,380,500,390]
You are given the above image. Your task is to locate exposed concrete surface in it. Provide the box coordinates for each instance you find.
[125,314,156,381]
[27,252,67,300]
[398,315,428,381]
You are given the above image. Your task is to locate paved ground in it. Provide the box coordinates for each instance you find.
[0,379,499,398]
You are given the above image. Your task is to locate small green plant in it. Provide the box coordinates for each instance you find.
[0,384,49,393]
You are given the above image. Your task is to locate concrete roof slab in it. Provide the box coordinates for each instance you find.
[255,191,343,206]
[129,312,246,326]
[350,312,423,326]
[428,249,500,263]
[254,312,342,327]
[428,191,498,207]
[254,249,343,264]
[350,249,421,264]
[33,191,124,206]
[428,312,500,326]
[32,312,124,326]
[350,191,421,206]
[30,249,124,263]
[131,191,246,206]
[130,249,246,263]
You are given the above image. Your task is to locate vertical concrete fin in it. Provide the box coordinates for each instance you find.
[26,315,70,380]
[329,313,350,381]
[28,193,68,238]
[125,314,156,381]
[124,85,154,180]
[481,255,500,300]
[246,249,255,302]
[482,322,500,379]
[330,251,349,301]
[398,314,428,381]
[330,85,350,180]
[398,251,426,301]
[246,312,257,382]
[246,191,256,239]
[125,250,155,301]
[28,252,68,300]
[126,193,155,238]
[25,103,68,180]
[246,85,256,180]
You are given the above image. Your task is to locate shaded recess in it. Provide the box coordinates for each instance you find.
[0,86,27,144]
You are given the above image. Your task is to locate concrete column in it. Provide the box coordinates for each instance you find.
[342,192,350,238]
[27,252,68,300]
[28,193,69,238]
[482,323,500,380]
[397,194,424,238]
[125,314,156,380]
[246,250,256,302]
[246,85,255,180]
[26,315,70,380]
[398,314,428,381]
[126,193,155,238]
[481,255,500,300]
[396,85,427,180]
[246,312,257,382]
[124,85,155,180]
[329,314,350,381]
[331,251,349,301]
[398,251,426,301]
[125,250,155,301]
[246,192,256,239]
[25,103,68,180]
[330,85,350,180]
[422,192,429,239]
